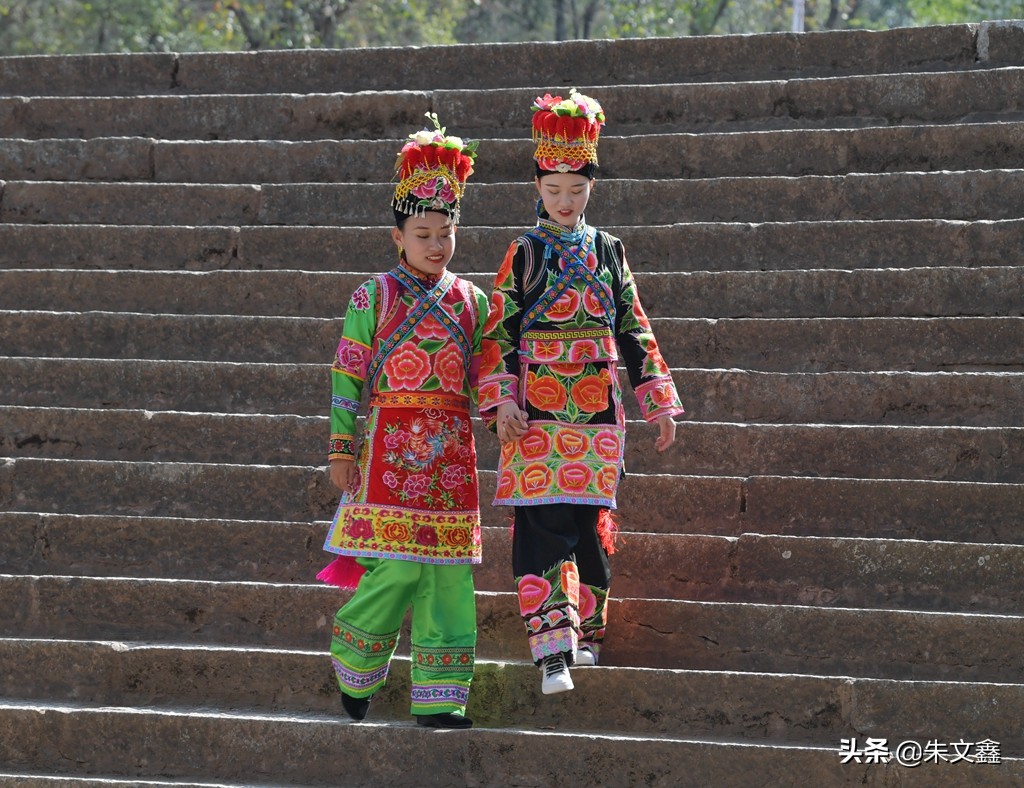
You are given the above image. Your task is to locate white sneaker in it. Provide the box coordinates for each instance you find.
[540,653,574,695]
[575,646,597,666]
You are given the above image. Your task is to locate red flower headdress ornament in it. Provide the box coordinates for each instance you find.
[392,112,479,223]
[532,88,606,173]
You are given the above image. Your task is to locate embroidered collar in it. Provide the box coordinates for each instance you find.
[536,215,587,245]
[398,258,444,286]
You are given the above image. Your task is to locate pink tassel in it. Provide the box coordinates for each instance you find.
[316,556,366,590]
[597,509,620,555]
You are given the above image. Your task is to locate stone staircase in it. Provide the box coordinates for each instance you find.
[1,21,1023,786]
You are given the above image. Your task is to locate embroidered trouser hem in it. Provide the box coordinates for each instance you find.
[513,503,611,664]
[329,557,476,714]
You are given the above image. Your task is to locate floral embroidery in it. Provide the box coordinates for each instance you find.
[413,313,449,340]
[383,343,431,390]
[519,461,555,497]
[517,560,582,663]
[434,341,466,393]
[334,339,370,380]
[517,574,552,616]
[545,287,581,322]
[571,371,612,413]
[526,371,568,412]
[556,462,594,496]
[351,285,371,311]
[495,423,623,506]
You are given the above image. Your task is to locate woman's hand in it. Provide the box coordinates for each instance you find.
[655,415,676,452]
[496,402,529,444]
[330,458,357,492]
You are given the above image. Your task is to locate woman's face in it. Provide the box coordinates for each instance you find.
[391,211,456,276]
[535,172,594,229]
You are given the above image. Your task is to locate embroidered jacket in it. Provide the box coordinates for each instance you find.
[479,217,684,508]
[324,263,490,564]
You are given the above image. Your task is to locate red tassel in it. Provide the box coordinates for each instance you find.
[316,556,366,590]
[596,509,620,555]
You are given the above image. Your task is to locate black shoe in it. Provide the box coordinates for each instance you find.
[415,712,473,729]
[340,691,372,721]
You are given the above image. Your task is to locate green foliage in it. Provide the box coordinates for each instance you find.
[1,0,1022,55]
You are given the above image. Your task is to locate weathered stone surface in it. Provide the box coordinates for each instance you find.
[7,67,1024,142]
[3,26,1024,787]
[0,458,741,536]
[0,138,152,181]
[4,310,1021,372]
[0,224,240,269]
[725,533,1024,612]
[3,574,1024,681]
[0,181,262,226]
[4,122,1024,185]
[0,53,176,97]
[3,219,1023,273]
[4,266,1018,319]
[6,357,1020,427]
[6,512,1023,615]
[4,405,1020,482]
[0,91,433,142]
[4,639,1024,754]
[6,704,989,788]
[742,476,1024,543]
[254,171,1024,226]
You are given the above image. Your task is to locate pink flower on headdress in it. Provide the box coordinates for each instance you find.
[436,180,456,206]
[532,93,561,111]
[411,176,439,200]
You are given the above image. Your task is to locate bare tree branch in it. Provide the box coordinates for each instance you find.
[229,1,262,49]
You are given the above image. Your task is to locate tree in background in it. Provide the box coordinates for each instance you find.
[0,0,1020,55]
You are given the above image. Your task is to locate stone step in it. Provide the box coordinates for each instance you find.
[5,357,1020,427]
[3,639,1023,754]
[4,512,1021,614]
[3,405,1020,483]
[6,171,1024,226]
[1,267,1019,320]
[3,220,1023,273]
[6,67,1024,141]
[2,458,1018,542]
[4,702,988,788]
[4,311,1021,373]
[3,573,1024,681]
[0,24,992,97]
[6,122,1024,184]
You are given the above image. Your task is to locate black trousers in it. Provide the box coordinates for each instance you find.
[512,503,612,591]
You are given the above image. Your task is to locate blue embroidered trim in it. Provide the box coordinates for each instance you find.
[331,395,360,412]
[365,268,457,386]
[522,224,616,332]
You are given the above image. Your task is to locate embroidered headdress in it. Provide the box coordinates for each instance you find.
[392,112,479,224]
[531,88,605,174]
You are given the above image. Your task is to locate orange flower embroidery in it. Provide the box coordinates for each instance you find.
[570,374,610,413]
[518,427,553,461]
[557,462,593,495]
[519,462,554,496]
[526,371,568,412]
[554,430,589,460]
[545,287,581,322]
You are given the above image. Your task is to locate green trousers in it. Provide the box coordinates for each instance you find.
[330,557,477,716]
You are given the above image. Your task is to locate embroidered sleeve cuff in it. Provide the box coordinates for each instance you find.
[477,375,518,415]
[635,378,685,422]
[328,434,356,461]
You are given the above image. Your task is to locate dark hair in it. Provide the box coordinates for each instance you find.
[393,207,456,229]
[535,162,598,180]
